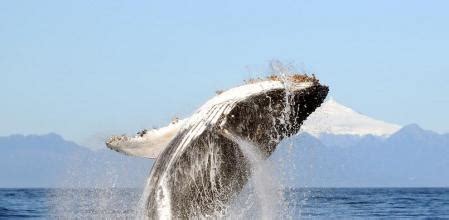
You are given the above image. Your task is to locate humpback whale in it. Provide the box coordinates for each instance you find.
[106,75,328,219]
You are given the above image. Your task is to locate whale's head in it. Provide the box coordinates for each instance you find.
[105,74,328,160]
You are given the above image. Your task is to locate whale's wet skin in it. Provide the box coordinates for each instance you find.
[107,75,328,219]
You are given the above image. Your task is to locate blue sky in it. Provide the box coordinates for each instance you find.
[1,0,448,145]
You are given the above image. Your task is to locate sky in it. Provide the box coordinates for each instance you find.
[1,0,448,146]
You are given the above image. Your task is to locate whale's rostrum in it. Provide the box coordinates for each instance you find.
[106,75,328,218]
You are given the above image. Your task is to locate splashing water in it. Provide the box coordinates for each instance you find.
[223,130,284,219]
[50,151,150,219]
[224,69,311,219]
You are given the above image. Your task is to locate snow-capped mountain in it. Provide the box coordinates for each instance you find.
[301,98,401,137]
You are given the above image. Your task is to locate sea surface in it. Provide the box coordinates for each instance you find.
[0,188,448,219]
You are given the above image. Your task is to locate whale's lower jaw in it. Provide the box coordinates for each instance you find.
[143,83,328,218]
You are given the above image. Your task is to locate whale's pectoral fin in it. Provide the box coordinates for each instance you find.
[106,119,185,159]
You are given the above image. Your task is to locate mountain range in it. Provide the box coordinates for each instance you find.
[0,133,151,188]
[1,100,448,188]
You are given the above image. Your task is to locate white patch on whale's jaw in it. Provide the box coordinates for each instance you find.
[106,119,185,159]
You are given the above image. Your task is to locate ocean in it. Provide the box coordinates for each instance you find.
[1,188,448,219]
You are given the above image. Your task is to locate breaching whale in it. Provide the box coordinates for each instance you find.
[106,75,328,219]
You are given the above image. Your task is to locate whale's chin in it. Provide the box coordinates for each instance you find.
[107,74,328,218]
